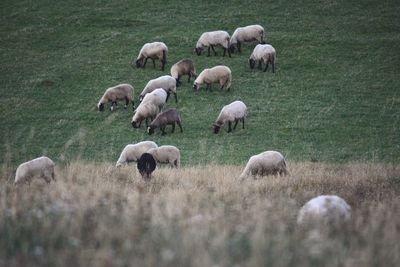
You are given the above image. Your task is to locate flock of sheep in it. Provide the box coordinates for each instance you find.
[13,24,351,230]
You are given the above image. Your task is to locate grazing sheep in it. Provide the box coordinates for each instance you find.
[116,141,158,166]
[137,153,156,179]
[141,88,168,112]
[134,42,168,71]
[229,24,265,53]
[249,44,276,73]
[132,88,167,128]
[147,145,180,168]
[170,59,197,87]
[297,195,352,228]
[193,65,232,92]
[195,31,231,57]
[139,75,177,103]
[213,101,247,134]
[147,108,182,135]
[97,84,134,112]
[239,151,289,178]
[14,156,55,185]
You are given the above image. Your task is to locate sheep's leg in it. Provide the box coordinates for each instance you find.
[227,121,232,132]
[187,75,191,83]
[161,127,167,135]
[211,45,217,56]
[152,59,156,69]
[258,60,262,69]
[219,80,225,91]
[161,59,166,71]
[233,119,239,130]
[131,100,135,110]
[177,121,183,132]
[227,47,231,58]
[207,46,211,57]
[207,83,211,91]
[166,92,171,102]
[272,62,275,73]
[171,123,175,133]
[174,92,178,103]
[242,118,245,129]
[145,118,149,127]
[223,48,226,57]
[264,62,269,72]
[238,42,242,53]
[125,97,129,108]
[143,58,148,68]
[111,101,117,111]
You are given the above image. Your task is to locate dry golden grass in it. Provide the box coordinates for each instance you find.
[1,162,399,266]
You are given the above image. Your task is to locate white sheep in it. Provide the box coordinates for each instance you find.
[147,145,180,168]
[249,44,276,73]
[134,42,168,71]
[139,75,177,103]
[239,150,289,178]
[97,84,134,112]
[230,24,265,53]
[14,156,55,185]
[195,31,231,57]
[297,195,351,228]
[193,65,232,92]
[213,100,247,134]
[116,141,158,166]
[131,101,159,128]
[170,59,197,86]
[141,88,167,112]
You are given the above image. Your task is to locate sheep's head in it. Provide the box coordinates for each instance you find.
[249,58,256,69]
[229,43,237,53]
[135,58,144,68]
[131,120,140,128]
[193,83,200,91]
[212,123,222,134]
[147,126,155,135]
[98,103,105,112]
[195,47,203,56]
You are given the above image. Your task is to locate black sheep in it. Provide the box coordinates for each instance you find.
[137,153,156,179]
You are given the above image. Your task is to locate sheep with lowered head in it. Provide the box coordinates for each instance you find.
[229,24,265,53]
[147,145,180,168]
[137,153,157,180]
[132,88,167,128]
[139,75,177,103]
[116,141,158,166]
[141,88,167,112]
[15,156,55,185]
[170,59,197,87]
[193,65,232,92]
[134,42,168,71]
[147,108,182,135]
[97,83,134,112]
[249,44,276,73]
[239,151,289,178]
[213,101,247,134]
[195,31,231,57]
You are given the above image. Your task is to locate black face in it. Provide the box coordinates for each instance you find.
[213,124,221,134]
[195,47,202,56]
[136,59,142,68]
[229,44,236,53]
[193,83,199,91]
[147,126,155,135]
[98,103,105,112]
[132,121,139,128]
[249,59,256,69]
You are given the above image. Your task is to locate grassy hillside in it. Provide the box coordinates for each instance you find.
[1,0,400,165]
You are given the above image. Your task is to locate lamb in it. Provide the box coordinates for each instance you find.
[97,84,134,112]
[249,44,276,73]
[139,75,177,103]
[195,31,231,57]
[134,42,168,71]
[147,108,183,135]
[131,89,167,128]
[116,141,158,166]
[229,24,265,53]
[170,59,197,87]
[213,101,247,133]
[14,156,55,185]
[239,151,289,178]
[193,65,232,92]
[137,153,156,179]
[147,145,180,168]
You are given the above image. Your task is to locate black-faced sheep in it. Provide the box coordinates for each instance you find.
[147,108,182,135]
[97,84,134,112]
[229,25,265,53]
[193,65,232,92]
[147,145,180,168]
[139,75,177,103]
[131,89,167,128]
[116,141,158,167]
[195,31,231,57]
[14,156,55,185]
[213,101,247,134]
[137,153,156,180]
[249,44,276,73]
[239,151,289,178]
[170,59,197,86]
[134,42,168,71]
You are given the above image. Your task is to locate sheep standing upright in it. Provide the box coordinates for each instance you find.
[229,25,265,53]
[134,42,168,71]
[193,65,232,92]
[116,141,158,166]
[213,101,247,133]
[137,153,156,180]
[195,31,231,57]
[97,84,134,112]
[147,145,180,168]
[240,151,289,178]
[249,44,276,73]
[170,59,197,86]
[147,108,182,135]
[139,75,177,103]
[15,156,55,185]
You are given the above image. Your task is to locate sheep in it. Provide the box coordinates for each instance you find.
[139,75,177,103]
[170,59,197,87]
[141,88,168,112]
[147,145,180,168]
[131,89,167,128]
[97,84,134,112]
[134,42,168,71]
[249,44,276,73]
[229,24,265,53]
[239,151,289,179]
[195,31,231,57]
[137,153,157,180]
[213,101,247,134]
[116,141,158,166]
[147,108,183,135]
[14,156,55,185]
[193,65,232,92]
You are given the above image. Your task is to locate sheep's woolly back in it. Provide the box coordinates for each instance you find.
[141,88,167,110]
[147,145,181,167]
[15,156,55,184]
[98,84,134,106]
[231,25,264,45]
[116,141,158,166]
[240,151,288,178]
[196,31,230,49]
[250,44,276,62]
[141,75,177,97]
[195,65,232,86]
[170,59,196,79]
[215,101,247,126]
[137,42,168,60]
[131,101,159,124]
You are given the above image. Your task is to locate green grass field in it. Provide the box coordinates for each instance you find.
[1,0,399,166]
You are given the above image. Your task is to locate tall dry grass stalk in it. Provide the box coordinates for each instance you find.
[1,162,399,266]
